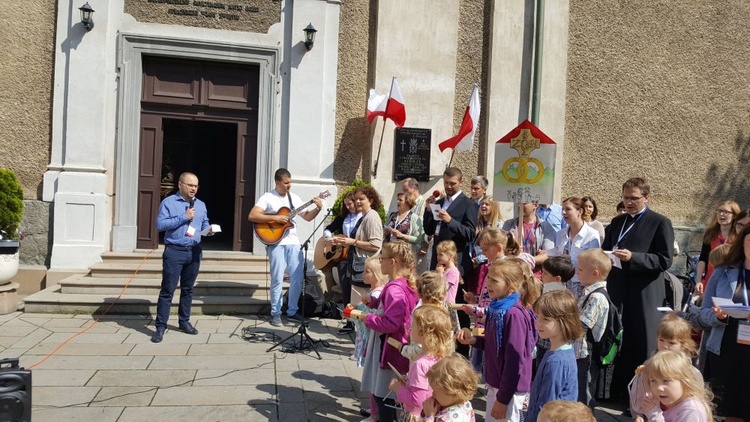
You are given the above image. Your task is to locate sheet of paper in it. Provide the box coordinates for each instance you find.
[429,203,441,219]
[201,224,222,236]
[738,321,750,345]
[657,307,673,313]
[603,250,622,269]
[712,297,750,319]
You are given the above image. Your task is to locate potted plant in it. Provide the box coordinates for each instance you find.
[0,168,23,285]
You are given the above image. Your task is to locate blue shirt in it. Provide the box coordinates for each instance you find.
[537,203,567,232]
[156,193,210,247]
[526,345,578,422]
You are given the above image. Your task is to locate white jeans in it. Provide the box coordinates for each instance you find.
[485,386,528,422]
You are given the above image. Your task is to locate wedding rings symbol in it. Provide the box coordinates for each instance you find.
[502,157,544,184]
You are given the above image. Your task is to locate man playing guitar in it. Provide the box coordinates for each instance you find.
[248,168,323,327]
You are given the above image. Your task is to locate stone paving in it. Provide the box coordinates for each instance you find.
[0,311,630,421]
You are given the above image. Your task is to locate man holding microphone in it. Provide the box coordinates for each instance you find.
[152,172,213,343]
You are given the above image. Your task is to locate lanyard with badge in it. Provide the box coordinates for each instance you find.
[614,207,647,249]
[733,268,750,345]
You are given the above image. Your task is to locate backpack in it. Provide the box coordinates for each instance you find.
[582,287,623,367]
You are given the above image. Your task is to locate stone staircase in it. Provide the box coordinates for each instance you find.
[22,250,278,315]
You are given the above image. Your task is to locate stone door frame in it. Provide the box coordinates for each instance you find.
[112,32,279,252]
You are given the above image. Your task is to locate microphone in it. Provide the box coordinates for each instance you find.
[432,190,441,199]
[189,198,195,209]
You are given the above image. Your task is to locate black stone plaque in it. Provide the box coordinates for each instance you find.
[393,127,431,182]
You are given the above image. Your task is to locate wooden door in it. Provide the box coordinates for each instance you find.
[136,113,163,249]
[235,117,257,252]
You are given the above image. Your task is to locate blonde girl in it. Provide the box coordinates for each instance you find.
[422,354,480,421]
[388,306,454,420]
[526,290,584,422]
[456,259,537,422]
[348,257,387,422]
[640,350,713,422]
[630,314,702,421]
[397,271,450,362]
[435,240,460,304]
[361,241,419,422]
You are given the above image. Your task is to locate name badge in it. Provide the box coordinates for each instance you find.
[186,225,196,238]
[738,320,750,346]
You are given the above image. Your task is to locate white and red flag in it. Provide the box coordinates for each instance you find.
[365,76,407,127]
[439,84,480,152]
[384,77,406,127]
[366,89,387,122]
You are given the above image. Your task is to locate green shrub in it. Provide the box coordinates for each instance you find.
[0,168,24,240]
[331,180,386,224]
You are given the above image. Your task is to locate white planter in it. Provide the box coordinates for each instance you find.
[0,240,20,286]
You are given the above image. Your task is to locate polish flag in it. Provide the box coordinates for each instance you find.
[439,84,480,152]
[384,77,407,127]
[366,89,387,122]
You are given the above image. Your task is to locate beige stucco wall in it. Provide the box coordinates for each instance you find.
[564,1,750,226]
[332,0,373,186]
[333,0,487,189]
[0,1,55,199]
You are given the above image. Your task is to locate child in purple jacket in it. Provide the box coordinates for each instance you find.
[457,258,537,422]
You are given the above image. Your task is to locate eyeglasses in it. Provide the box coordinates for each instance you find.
[621,196,643,202]
[180,182,199,188]
[716,209,733,215]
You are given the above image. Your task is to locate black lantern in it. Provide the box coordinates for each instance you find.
[303,23,317,51]
[79,2,95,32]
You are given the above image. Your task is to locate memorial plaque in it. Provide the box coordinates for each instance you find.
[125,0,281,33]
[393,127,431,182]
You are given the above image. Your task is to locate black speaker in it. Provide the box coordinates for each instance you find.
[0,358,31,422]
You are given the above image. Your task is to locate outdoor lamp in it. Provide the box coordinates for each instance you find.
[79,2,95,32]
[303,23,317,51]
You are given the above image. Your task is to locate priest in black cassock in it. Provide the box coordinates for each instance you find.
[602,177,674,397]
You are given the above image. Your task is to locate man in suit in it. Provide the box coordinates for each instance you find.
[423,167,479,277]
[602,177,674,397]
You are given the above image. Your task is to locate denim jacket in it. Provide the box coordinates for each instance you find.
[688,264,738,355]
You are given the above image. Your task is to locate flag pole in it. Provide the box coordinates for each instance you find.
[447,150,455,169]
[372,118,387,177]
[372,77,396,177]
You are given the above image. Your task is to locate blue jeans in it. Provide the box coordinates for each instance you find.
[267,244,303,317]
[155,245,202,329]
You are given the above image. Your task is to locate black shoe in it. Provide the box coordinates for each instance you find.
[286,312,304,323]
[359,408,371,417]
[337,321,354,335]
[178,322,199,335]
[151,327,165,343]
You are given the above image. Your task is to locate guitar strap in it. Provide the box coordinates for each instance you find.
[286,193,295,226]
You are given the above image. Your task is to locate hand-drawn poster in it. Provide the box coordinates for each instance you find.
[493,120,556,204]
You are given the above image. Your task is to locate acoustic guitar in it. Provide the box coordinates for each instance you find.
[313,236,349,270]
[253,190,331,246]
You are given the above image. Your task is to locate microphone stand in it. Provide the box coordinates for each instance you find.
[267,207,333,359]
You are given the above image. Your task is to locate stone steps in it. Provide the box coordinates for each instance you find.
[23,285,271,314]
[22,251,279,315]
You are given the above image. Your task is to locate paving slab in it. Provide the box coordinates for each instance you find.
[0,325,44,337]
[25,342,135,356]
[128,343,190,356]
[151,385,274,405]
[42,332,129,344]
[87,369,196,387]
[41,318,88,328]
[33,386,101,407]
[31,406,124,422]
[0,336,21,348]
[148,354,274,370]
[32,369,96,386]
[193,368,275,386]
[118,405,275,422]
[187,343,268,356]
[123,330,210,344]
[90,386,158,406]
[9,327,53,348]
[28,355,153,370]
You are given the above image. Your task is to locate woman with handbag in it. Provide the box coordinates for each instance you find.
[333,186,384,334]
